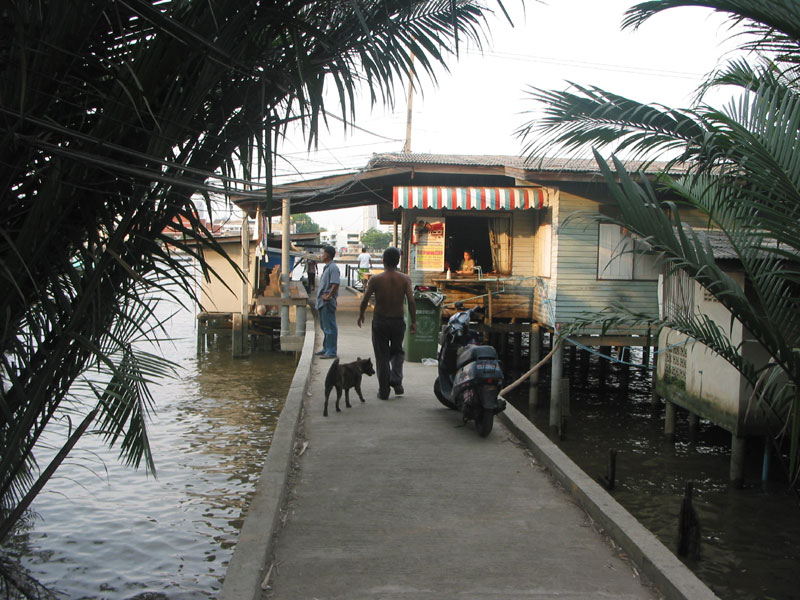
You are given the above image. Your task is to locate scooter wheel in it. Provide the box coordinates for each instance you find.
[433,377,457,410]
[475,408,494,437]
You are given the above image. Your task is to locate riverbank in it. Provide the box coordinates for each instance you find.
[222,290,718,600]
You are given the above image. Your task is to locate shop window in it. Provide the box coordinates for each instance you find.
[438,215,510,275]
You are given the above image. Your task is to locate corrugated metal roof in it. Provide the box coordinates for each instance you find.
[699,229,738,260]
[696,229,788,261]
[368,152,686,174]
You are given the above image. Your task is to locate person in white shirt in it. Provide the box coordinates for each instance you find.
[357,247,372,282]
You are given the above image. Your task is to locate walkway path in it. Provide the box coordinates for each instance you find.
[262,293,660,599]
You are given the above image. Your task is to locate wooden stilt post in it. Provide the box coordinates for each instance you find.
[528,323,541,410]
[677,480,700,558]
[196,317,205,356]
[549,342,564,432]
[600,449,617,490]
[232,313,243,357]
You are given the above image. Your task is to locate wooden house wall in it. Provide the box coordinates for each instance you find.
[199,240,254,314]
[552,191,658,328]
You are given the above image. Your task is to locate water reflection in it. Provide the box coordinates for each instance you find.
[508,345,800,600]
[2,298,296,599]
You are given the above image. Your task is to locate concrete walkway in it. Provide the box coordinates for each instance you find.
[221,290,718,600]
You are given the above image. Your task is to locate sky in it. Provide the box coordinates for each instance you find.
[270,0,744,231]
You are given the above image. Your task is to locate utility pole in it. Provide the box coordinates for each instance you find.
[402,53,415,153]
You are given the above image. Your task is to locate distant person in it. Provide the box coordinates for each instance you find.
[458,250,476,275]
[315,245,340,359]
[357,247,416,400]
[357,246,372,282]
[306,256,317,291]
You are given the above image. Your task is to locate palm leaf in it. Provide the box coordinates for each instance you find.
[1,0,506,548]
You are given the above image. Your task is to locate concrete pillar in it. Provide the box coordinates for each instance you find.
[528,324,541,410]
[296,305,307,337]
[664,399,676,443]
[549,341,564,431]
[730,435,746,487]
[280,197,290,339]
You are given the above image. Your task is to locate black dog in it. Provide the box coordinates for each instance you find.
[323,357,375,417]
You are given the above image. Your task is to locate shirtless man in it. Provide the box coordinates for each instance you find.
[357,247,416,400]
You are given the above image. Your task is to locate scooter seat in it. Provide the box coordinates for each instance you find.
[456,345,499,369]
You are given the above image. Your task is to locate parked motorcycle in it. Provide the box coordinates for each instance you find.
[433,304,506,437]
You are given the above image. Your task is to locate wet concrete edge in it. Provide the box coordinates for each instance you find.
[499,405,720,600]
[219,309,316,600]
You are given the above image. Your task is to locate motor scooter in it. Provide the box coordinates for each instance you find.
[433,304,506,437]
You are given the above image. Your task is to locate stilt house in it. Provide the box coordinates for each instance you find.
[243,153,665,331]
[235,153,674,411]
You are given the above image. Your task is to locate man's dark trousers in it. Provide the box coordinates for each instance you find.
[371,314,406,397]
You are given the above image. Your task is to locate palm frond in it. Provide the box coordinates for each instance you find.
[1,0,505,545]
[517,82,707,165]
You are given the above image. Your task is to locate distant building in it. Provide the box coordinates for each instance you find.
[215,218,255,236]
[362,205,379,231]
[320,229,361,254]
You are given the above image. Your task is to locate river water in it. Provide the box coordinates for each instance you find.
[5,297,800,599]
[508,341,800,600]
[3,295,297,599]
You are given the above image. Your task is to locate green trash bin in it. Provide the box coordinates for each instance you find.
[404,287,444,362]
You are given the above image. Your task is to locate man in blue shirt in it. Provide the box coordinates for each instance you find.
[315,245,340,358]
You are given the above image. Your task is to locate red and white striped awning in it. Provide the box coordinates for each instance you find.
[392,186,550,211]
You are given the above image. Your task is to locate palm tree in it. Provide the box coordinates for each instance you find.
[518,0,800,485]
[0,0,510,587]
